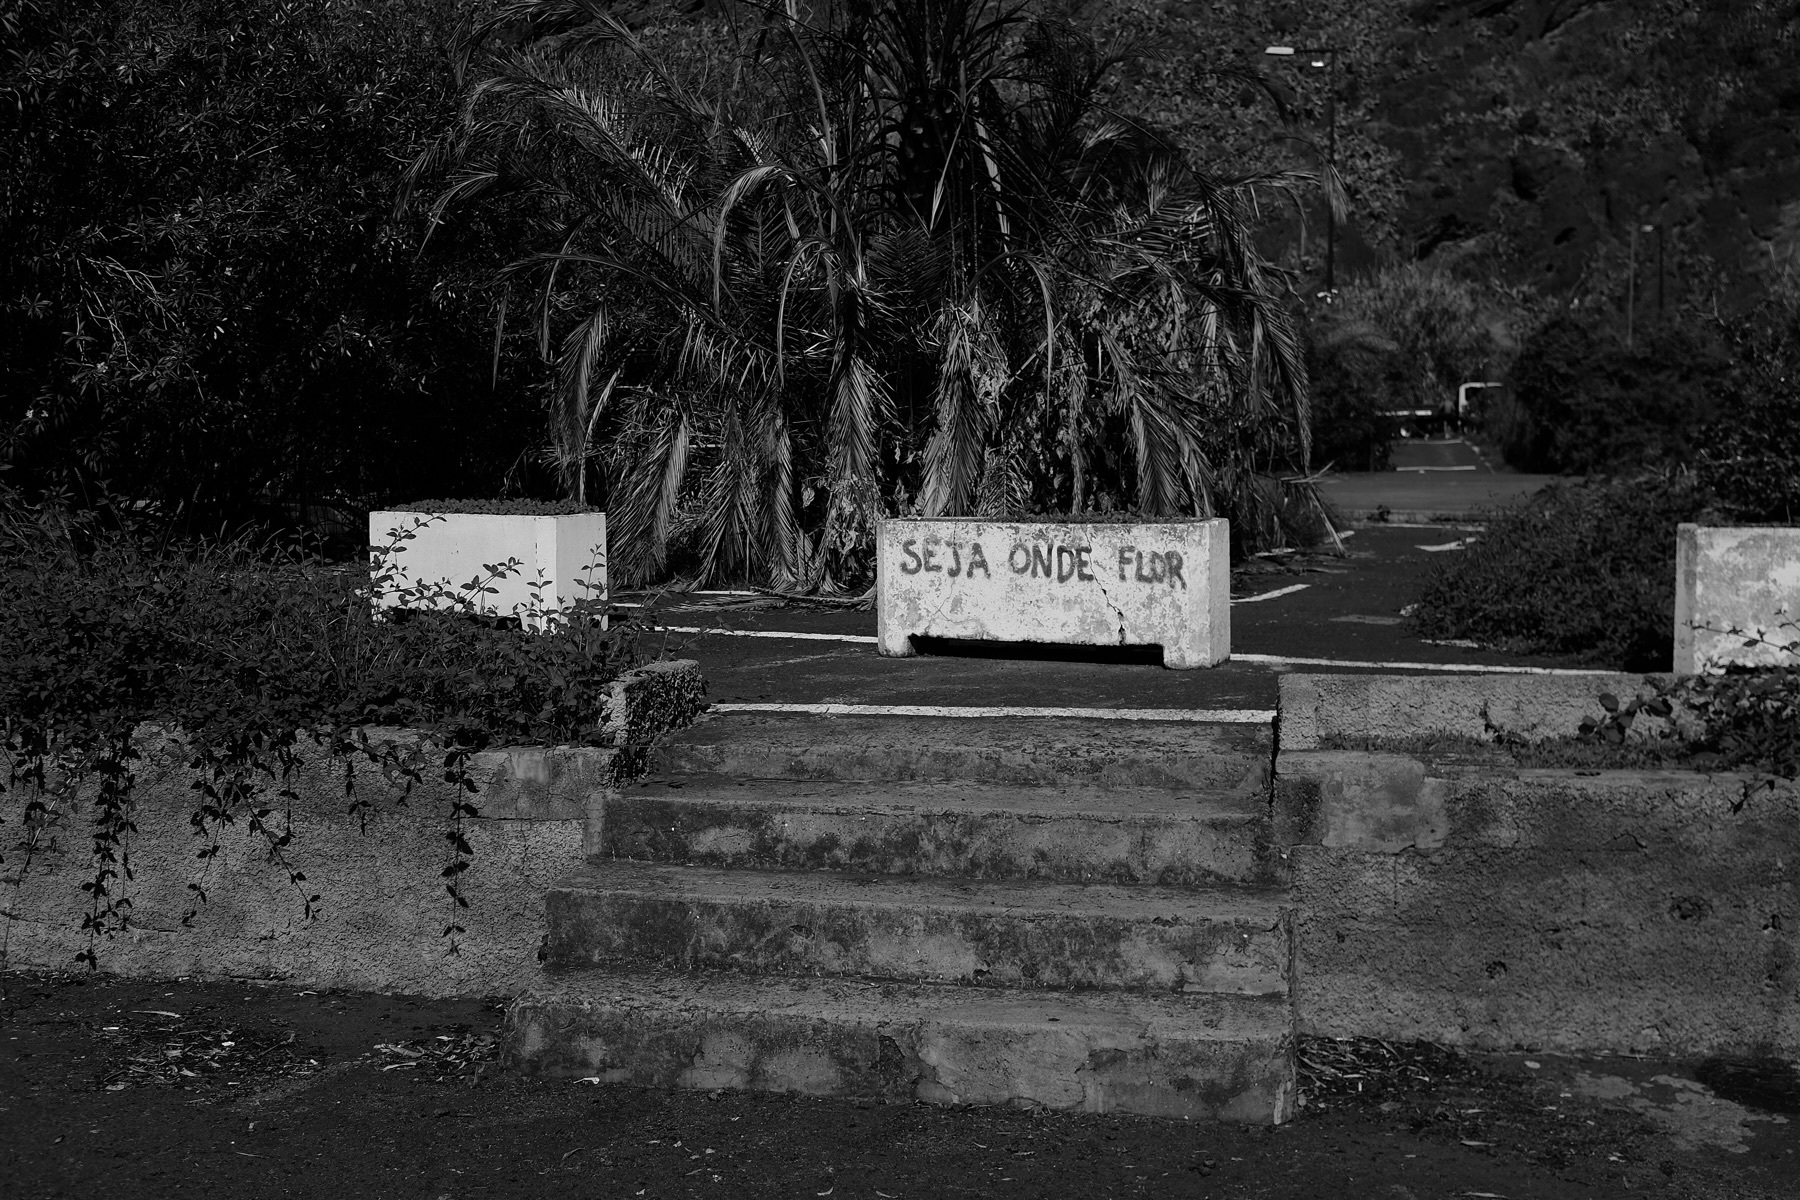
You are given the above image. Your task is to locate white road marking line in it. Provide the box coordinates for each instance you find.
[1395,465,1478,472]
[655,625,1608,674]
[711,703,1276,723]
[1231,652,1615,676]
[1416,539,1474,552]
[1233,583,1311,603]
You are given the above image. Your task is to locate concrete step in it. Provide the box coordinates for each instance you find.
[545,862,1291,996]
[604,775,1280,886]
[653,714,1271,795]
[507,967,1295,1122]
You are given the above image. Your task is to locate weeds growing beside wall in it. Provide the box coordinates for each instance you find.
[0,498,633,966]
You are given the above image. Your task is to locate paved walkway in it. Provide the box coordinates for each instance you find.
[1318,470,1561,523]
[1316,438,1567,523]
[620,527,1606,712]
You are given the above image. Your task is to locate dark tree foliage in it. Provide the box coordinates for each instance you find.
[1503,314,1730,476]
[0,0,547,541]
[1696,290,1800,524]
[419,0,1318,587]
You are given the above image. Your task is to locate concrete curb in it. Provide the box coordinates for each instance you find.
[1277,671,1677,749]
[0,659,705,996]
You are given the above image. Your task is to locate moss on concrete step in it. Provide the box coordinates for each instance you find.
[507,968,1295,1122]
[654,714,1271,795]
[545,862,1290,996]
[605,775,1281,885]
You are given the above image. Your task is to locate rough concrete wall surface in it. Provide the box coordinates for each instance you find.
[875,518,1229,669]
[1,660,703,995]
[1278,749,1799,1055]
[1674,524,1800,674]
[1277,672,1673,749]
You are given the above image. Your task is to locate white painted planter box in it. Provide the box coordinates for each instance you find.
[876,518,1229,669]
[369,510,608,629]
[1674,523,1800,673]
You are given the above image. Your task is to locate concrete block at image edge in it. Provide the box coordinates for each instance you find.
[1674,523,1800,673]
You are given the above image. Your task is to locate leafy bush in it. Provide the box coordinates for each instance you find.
[1694,288,1800,523]
[1673,668,1800,782]
[0,0,546,535]
[0,497,633,963]
[1503,315,1729,475]
[1408,475,1716,670]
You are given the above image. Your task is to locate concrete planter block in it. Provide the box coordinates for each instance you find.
[876,517,1229,669]
[369,510,608,629]
[1674,524,1800,673]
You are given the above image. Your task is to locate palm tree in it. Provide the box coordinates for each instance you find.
[409,0,1319,587]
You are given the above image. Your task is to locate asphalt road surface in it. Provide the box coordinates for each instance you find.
[619,526,1603,712]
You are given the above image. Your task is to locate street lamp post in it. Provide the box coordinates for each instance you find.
[1265,45,1338,290]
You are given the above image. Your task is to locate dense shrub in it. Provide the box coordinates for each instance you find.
[1674,668,1800,781]
[1503,315,1729,475]
[0,0,547,537]
[1305,324,1401,473]
[0,497,633,962]
[1694,289,1800,523]
[1408,475,1716,670]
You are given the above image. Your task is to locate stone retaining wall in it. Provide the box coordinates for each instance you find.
[1278,673,1800,1056]
[0,660,704,996]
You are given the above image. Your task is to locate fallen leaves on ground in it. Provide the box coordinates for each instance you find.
[1296,1037,1653,1171]
[371,1030,499,1080]
[94,1011,312,1093]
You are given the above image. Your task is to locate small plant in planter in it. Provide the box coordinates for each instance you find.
[370,500,608,631]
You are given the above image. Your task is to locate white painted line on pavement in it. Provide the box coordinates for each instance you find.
[711,702,1276,723]
[1231,652,1614,676]
[1233,584,1311,603]
[656,625,1611,676]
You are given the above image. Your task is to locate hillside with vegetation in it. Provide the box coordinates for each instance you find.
[2,0,1795,579]
[1096,0,1800,312]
